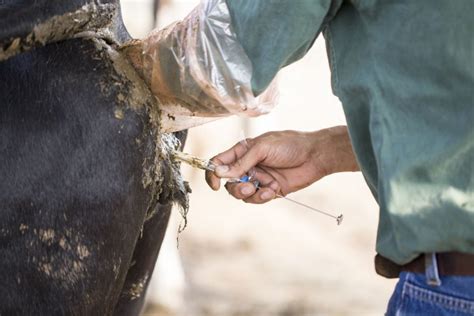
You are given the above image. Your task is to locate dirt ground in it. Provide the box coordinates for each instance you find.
[121,1,397,315]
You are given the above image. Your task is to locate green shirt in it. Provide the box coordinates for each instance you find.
[226,0,474,264]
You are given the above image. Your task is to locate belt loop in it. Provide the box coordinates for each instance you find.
[425,252,442,286]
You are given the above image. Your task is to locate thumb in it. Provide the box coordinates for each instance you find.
[215,145,266,178]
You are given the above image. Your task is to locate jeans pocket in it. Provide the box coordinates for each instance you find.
[397,280,474,316]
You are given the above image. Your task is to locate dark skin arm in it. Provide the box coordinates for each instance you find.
[205,126,360,204]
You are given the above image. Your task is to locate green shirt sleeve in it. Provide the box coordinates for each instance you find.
[225,0,342,95]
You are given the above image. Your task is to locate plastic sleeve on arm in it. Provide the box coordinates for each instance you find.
[142,0,278,118]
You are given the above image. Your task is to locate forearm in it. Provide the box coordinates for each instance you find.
[308,126,360,177]
[122,0,278,119]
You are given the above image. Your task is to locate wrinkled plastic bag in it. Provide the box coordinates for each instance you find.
[142,0,278,118]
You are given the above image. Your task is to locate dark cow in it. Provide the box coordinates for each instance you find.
[0,1,188,315]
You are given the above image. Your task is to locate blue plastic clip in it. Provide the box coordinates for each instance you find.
[239,175,250,183]
[239,175,260,189]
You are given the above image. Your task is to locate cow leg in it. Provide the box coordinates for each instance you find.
[113,203,171,315]
[0,38,182,316]
[114,128,187,315]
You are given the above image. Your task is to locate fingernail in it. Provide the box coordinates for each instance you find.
[241,186,253,195]
[261,191,274,200]
[270,181,280,192]
[215,165,229,175]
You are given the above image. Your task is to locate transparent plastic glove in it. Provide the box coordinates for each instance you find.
[140,0,278,118]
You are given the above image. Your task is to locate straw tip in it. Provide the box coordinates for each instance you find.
[336,214,344,225]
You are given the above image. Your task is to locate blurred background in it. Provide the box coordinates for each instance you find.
[121,0,397,315]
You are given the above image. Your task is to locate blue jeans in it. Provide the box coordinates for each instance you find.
[386,254,474,315]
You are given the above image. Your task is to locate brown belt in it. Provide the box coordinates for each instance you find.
[375,252,474,279]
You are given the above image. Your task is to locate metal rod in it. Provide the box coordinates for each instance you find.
[172,150,343,225]
[276,194,343,225]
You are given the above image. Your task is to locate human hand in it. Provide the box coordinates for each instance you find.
[205,126,359,204]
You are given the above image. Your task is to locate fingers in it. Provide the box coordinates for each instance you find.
[224,182,277,204]
[212,140,249,165]
[205,140,251,191]
[205,161,223,191]
[224,178,281,204]
[243,187,276,204]
[215,144,266,179]
[205,169,220,191]
[224,182,257,199]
